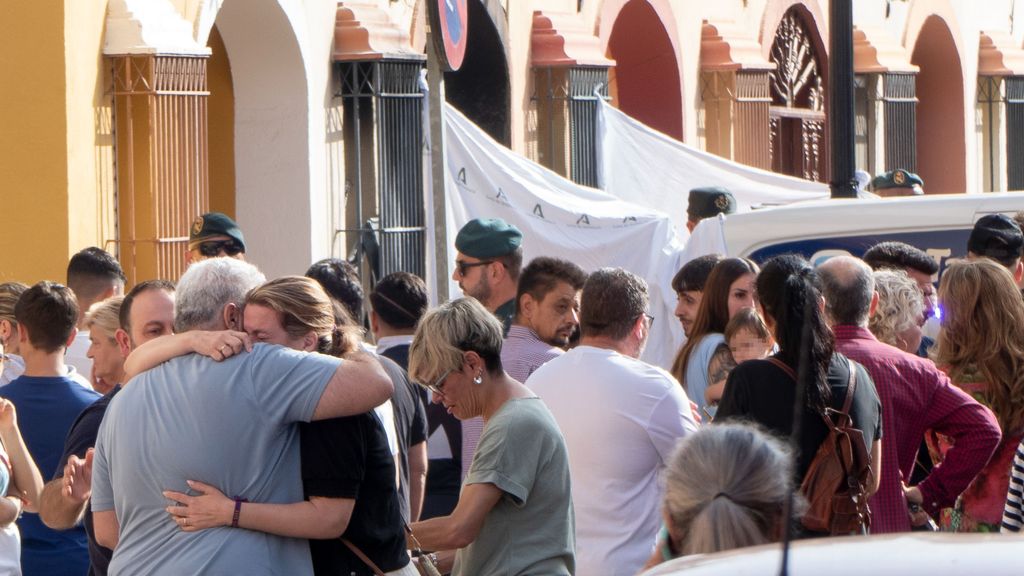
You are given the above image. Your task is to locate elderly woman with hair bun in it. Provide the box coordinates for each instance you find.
[868,269,926,354]
[642,423,799,570]
[406,298,574,576]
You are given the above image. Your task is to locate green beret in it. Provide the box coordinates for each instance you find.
[455,218,523,259]
[687,187,736,220]
[189,212,246,251]
[871,169,924,191]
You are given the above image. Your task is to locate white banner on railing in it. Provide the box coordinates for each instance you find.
[442,104,686,370]
[596,99,830,235]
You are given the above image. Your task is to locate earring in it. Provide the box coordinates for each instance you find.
[473,374,483,385]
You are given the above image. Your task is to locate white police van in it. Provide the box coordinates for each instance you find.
[690,192,1024,275]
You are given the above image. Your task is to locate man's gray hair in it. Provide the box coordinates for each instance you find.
[818,256,875,327]
[175,258,266,332]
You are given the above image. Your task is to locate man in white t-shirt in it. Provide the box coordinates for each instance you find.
[528,268,698,576]
[66,247,126,383]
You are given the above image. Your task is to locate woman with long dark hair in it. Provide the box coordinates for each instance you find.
[671,257,759,411]
[715,255,882,534]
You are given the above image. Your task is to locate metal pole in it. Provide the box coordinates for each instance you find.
[829,0,857,198]
[426,30,450,303]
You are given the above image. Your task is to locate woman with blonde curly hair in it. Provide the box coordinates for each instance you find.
[868,269,925,354]
[929,259,1024,531]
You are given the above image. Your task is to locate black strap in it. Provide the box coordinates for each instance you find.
[340,538,387,576]
[767,357,858,420]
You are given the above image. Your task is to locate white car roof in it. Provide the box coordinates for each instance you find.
[719,192,1024,259]
[642,533,1022,575]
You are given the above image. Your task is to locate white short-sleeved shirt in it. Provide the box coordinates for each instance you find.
[528,345,697,576]
[92,343,341,576]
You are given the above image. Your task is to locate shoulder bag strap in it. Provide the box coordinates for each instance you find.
[841,358,858,414]
[766,357,797,381]
[340,537,387,576]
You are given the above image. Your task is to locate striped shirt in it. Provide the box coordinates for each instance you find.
[1001,440,1024,532]
[501,325,565,384]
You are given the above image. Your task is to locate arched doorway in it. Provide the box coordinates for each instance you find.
[768,6,827,181]
[606,0,683,140]
[207,0,311,278]
[444,0,510,145]
[911,16,966,194]
[207,24,235,219]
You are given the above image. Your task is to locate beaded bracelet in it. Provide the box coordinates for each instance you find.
[231,497,248,528]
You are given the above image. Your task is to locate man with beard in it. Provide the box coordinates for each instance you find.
[451,218,523,480]
[501,257,587,383]
[452,218,523,333]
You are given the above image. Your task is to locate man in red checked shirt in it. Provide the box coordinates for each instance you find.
[819,256,1001,532]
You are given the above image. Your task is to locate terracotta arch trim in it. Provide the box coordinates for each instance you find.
[852,25,917,74]
[333,0,422,62]
[701,20,775,72]
[979,31,1024,76]
[532,10,614,68]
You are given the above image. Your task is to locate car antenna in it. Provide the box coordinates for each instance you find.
[778,289,814,576]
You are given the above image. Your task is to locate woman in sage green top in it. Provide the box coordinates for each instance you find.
[407,298,574,575]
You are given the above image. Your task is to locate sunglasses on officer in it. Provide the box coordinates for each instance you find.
[196,240,244,258]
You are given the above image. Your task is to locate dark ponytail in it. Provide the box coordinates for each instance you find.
[756,255,834,411]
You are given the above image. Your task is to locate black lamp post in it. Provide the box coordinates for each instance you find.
[830,0,857,198]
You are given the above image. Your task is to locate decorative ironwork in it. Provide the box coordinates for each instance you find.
[882,73,917,174]
[978,76,1003,192]
[531,66,609,187]
[333,60,426,294]
[768,9,826,182]
[109,54,210,284]
[770,12,823,111]
[1006,77,1024,190]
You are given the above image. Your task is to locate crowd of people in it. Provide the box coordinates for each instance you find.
[0,198,1022,576]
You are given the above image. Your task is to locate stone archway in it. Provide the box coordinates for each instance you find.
[910,16,966,194]
[203,0,311,278]
[443,0,511,145]
[605,0,683,140]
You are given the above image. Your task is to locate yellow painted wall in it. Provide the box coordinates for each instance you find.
[65,0,116,260]
[0,1,69,284]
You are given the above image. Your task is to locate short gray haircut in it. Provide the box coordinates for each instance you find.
[818,256,875,327]
[580,268,648,340]
[869,269,923,347]
[175,258,266,332]
[408,297,504,385]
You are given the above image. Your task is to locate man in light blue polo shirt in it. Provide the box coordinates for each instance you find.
[91,258,392,575]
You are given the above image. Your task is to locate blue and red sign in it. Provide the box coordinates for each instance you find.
[431,0,468,71]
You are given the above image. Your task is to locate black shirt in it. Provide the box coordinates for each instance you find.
[379,355,428,523]
[53,386,121,576]
[716,353,883,483]
[300,413,408,575]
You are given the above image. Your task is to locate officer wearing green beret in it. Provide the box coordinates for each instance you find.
[686,187,737,232]
[187,212,247,263]
[453,218,523,333]
[871,169,924,197]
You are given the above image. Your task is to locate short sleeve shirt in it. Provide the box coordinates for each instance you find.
[455,398,574,576]
[716,353,883,482]
[91,344,340,576]
[684,333,726,412]
[301,413,408,575]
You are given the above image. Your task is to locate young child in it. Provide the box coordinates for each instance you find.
[724,307,774,364]
[703,308,774,411]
